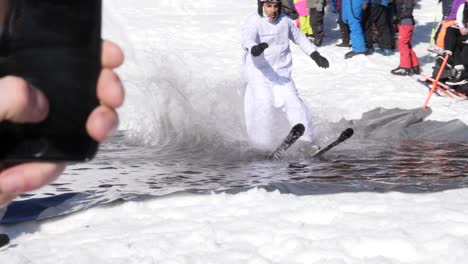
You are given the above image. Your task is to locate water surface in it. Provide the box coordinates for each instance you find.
[22,134,468,201]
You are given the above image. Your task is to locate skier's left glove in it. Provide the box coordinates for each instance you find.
[310,51,329,69]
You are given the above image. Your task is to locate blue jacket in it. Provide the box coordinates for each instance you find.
[370,0,389,6]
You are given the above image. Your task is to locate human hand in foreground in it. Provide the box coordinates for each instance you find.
[310,51,329,69]
[0,40,125,206]
[251,42,269,57]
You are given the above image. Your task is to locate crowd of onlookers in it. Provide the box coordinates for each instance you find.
[433,0,468,88]
[280,0,468,94]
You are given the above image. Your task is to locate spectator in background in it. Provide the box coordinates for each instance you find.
[282,0,300,19]
[446,0,468,85]
[441,0,455,19]
[306,0,326,46]
[443,0,467,52]
[294,0,314,40]
[336,0,351,47]
[342,0,368,58]
[363,0,394,55]
[434,0,465,48]
[391,0,420,76]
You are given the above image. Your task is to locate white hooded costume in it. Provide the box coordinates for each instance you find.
[242,10,317,150]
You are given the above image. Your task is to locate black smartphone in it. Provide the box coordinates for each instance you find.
[0,0,101,162]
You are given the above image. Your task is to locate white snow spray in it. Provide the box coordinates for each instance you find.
[102,0,251,157]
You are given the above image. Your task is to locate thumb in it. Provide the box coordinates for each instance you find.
[0,76,49,123]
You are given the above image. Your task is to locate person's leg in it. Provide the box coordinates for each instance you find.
[300,15,313,36]
[309,6,325,46]
[279,81,314,142]
[244,81,275,150]
[363,4,375,50]
[407,25,420,71]
[337,12,351,46]
[458,45,468,66]
[398,25,411,68]
[444,26,460,53]
[447,44,468,85]
[343,0,367,58]
[374,5,393,50]
[391,24,412,75]
[348,18,366,53]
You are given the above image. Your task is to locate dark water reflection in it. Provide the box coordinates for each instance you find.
[279,140,468,193]
[20,137,468,201]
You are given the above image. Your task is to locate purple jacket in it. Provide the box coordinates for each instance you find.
[446,0,465,21]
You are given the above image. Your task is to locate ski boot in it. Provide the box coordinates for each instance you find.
[447,65,467,85]
[391,66,412,76]
[412,66,421,75]
[336,40,350,47]
[344,51,366,59]
[0,234,10,250]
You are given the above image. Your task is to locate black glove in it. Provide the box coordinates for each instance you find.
[310,51,329,69]
[251,42,269,57]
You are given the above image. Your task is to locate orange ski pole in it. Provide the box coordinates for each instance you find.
[423,52,451,109]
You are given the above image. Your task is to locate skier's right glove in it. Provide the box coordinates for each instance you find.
[310,51,329,69]
[251,43,269,57]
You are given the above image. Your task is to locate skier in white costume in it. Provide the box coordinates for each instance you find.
[242,0,329,150]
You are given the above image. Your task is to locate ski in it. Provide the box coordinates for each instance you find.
[267,123,305,160]
[419,74,467,99]
[312,128,354,158]
[0,234,9,250]
[416,76,442,96]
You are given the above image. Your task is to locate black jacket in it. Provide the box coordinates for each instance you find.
[395,0,415,25]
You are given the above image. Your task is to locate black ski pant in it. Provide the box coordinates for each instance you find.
[309,7,325,42]
[454,44,468,68]
[453,44,468,81]
[338,11,350,44]
[444,27,468,65]
[444,26,460,53]
[363,4,393,49]
[444,26,468,52]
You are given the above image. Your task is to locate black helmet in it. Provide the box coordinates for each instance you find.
[257,0,282,17]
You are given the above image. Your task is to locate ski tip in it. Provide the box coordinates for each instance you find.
[342,128,354,139]
[292,123,305,134]
[0,234,10,249]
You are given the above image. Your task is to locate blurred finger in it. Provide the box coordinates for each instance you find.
[97,69,125,108]
[86,106,119,142]
[0,162,65,196]
[0,77,49,123]
[0,192,17,207]
[102,40,124,69]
